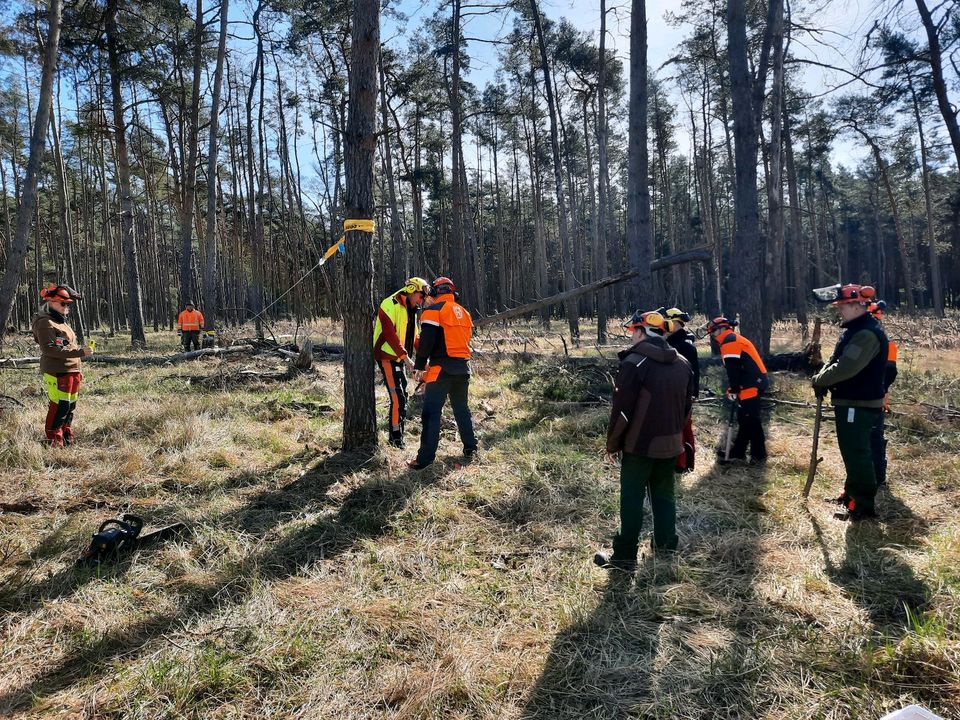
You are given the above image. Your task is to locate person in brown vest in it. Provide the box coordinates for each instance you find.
[32,284,93,446]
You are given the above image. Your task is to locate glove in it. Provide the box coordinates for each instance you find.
[883,393,890,413]
[177,329,182,337]
[726,389,738,401]
[814,386,827,400]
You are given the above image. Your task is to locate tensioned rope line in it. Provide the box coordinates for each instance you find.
[248,219,375,324]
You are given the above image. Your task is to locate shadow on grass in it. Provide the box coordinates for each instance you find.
[521,455,775,719]
[0,448,446,713]
[806,482,932,629]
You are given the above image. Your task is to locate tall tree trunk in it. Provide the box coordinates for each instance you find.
[909,77,944,316]
[179,0,204,307]
[245,0,265,338]
[626,0,654,311]
[782,93,807,325]
[596,0,612,339]
[106,0,146,347]
[763,0,784,330]
[0,0,62,337]
[916,0,960,171]
[726,0,766,351]
[529,0,578,341]
[202,0,229,334]
[342,0,379,450]
[379,56,406,290]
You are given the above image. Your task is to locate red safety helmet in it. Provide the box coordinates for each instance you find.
[40,283,81,304]
[812,283,876,305]
[868,300,887,320]
[430,276,456,297]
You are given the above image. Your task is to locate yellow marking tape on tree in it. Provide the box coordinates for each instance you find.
[321,218,376,266]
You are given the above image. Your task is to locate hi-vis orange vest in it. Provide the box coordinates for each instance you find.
[178,309,205,331]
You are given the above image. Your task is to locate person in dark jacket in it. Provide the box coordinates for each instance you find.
[811,283,888,521]
[867,300,897,486]
[32,284,93,446]
[594,310,694,571]
[661,307,699,471]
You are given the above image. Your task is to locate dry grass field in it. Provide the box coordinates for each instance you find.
[1,318,958,719]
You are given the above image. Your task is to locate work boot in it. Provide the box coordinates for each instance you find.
[45,429,64,447]
[62,426,74,446]
[592,550,637,572]
[407,459,431,471]
[462,446,478,463]
[388,437,405,449]
[832,496,876,522]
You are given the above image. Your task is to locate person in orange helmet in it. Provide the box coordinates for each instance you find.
[704,316,768,464]
[867,299,897,486]
[177,301,205,351]
[32,284,94,446]
[407,276,477,469]
[811,283,889,521]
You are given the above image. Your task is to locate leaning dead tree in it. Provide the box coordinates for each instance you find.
[476,248,712,328]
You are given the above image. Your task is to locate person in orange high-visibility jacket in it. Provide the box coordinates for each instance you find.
[374,277,430,446]
[706,316,768,463]
[868,300,897,485]
[177,302,205,351]
[408,276,478,469]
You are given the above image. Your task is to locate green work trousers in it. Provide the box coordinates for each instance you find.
[613,452,678,558]
[834,406,880,514]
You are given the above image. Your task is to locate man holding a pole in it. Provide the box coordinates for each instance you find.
[811,283,888,521]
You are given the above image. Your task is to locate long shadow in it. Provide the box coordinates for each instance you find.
[0,449,446,713]
[806,483,931,629]
[521,454,775,718]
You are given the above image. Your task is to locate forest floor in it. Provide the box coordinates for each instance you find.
[1,318,959,719]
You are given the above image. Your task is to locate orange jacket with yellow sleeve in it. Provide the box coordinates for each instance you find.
[717,328,768,400]
[414,293,472,382]
[177,308,205,331]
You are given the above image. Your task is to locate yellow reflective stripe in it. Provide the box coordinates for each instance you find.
[43,373,79,402]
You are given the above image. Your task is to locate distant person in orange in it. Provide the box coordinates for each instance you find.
[32,284,93,446]
[177,301,205,351]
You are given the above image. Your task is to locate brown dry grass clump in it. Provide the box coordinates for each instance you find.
[1,322,958,719]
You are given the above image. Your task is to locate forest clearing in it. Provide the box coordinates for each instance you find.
[1,319,959,719]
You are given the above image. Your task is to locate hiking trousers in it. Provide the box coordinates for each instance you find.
[835,406,880,514]
[614,453,678,557]
[415,371,477,466]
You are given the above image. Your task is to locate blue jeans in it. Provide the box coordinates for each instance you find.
[415,372,477,466]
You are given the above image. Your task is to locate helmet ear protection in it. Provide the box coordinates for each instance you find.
[429,276,456,297]
[696,316,736,339]
[40,284,81,304]
[624,310,667,336]
[402,277,431,296]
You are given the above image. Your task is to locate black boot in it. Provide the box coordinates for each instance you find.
[593,534,638,571]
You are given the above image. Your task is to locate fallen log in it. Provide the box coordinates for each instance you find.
[477,248,712,328]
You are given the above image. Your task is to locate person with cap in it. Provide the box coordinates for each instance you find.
[705,316,769,464]
[594,310,694,571]
[408,276,477,469]
[811,283,888,521]
[867,300,897,486]
[374,277,430,447]
[32,284,93,446]
[177,301,205,351]
[660,307,700,472]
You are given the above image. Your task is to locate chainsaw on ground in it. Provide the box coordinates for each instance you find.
[77,513,189,567]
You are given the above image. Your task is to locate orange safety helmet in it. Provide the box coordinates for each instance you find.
[40,283,81,304]
[625,309,667,335]
[430,276,456,297]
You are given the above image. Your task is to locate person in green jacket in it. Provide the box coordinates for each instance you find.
[811,283,888,521]
[374,277,430,447]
